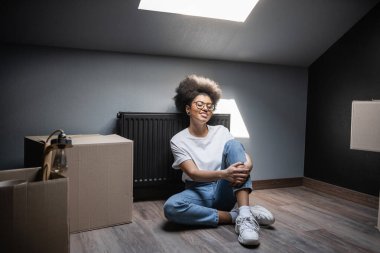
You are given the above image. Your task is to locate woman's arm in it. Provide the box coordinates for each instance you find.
[179,159,250,184]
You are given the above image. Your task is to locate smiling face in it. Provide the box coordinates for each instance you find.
[186,94,214,124]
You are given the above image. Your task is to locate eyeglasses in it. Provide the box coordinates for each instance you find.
[193,101,216,111]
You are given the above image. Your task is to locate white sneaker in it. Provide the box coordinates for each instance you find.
[235,215,260,246]
[250,205,275,226]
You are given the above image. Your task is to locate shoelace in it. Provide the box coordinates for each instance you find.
[237,216,260,233]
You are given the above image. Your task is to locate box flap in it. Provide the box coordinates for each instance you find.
[69,134,132,145]
[0,167,40,182]
[26,134,132,145]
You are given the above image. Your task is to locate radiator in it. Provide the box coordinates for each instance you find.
[117,112,230,199]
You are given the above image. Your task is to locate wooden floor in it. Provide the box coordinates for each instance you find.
[71,186,380,253]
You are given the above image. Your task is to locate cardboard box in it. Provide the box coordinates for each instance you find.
[25,134,133,233]
[0,167,69,253]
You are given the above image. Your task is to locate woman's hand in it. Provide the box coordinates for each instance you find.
[223,162,250,186]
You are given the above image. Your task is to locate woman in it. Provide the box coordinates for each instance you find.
[163,75,274,246]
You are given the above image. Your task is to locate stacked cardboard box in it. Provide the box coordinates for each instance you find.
[25,134,133,233]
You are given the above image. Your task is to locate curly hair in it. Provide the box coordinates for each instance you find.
[174,74,222,113]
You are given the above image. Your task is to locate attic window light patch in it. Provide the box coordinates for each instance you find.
[138,0,259,22]
[214,99,250,138]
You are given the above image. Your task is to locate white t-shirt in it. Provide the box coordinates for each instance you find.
[170,125,234,182]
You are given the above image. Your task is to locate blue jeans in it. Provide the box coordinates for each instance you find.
[163,139,253,227]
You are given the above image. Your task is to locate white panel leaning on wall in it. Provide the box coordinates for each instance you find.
[350,100,380,230]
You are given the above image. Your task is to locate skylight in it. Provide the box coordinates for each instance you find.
[138,0,259,22]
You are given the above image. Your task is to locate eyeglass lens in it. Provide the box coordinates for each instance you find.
[194,101,215,111]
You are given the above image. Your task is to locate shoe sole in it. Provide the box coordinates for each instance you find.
[238,235,260,246]
[257,217,275,226]
[235,225,260,246]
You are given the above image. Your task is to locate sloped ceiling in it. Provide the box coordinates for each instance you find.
[1,0,379,67]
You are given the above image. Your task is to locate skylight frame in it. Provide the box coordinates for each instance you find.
[138,0,259,23]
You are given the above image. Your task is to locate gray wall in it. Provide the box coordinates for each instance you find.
[0,44,307,180]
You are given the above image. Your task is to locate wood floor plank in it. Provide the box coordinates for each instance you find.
[71,186,380,253]
[278,200,380,251]
[305,229,379,253]
[252,187,380,252]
